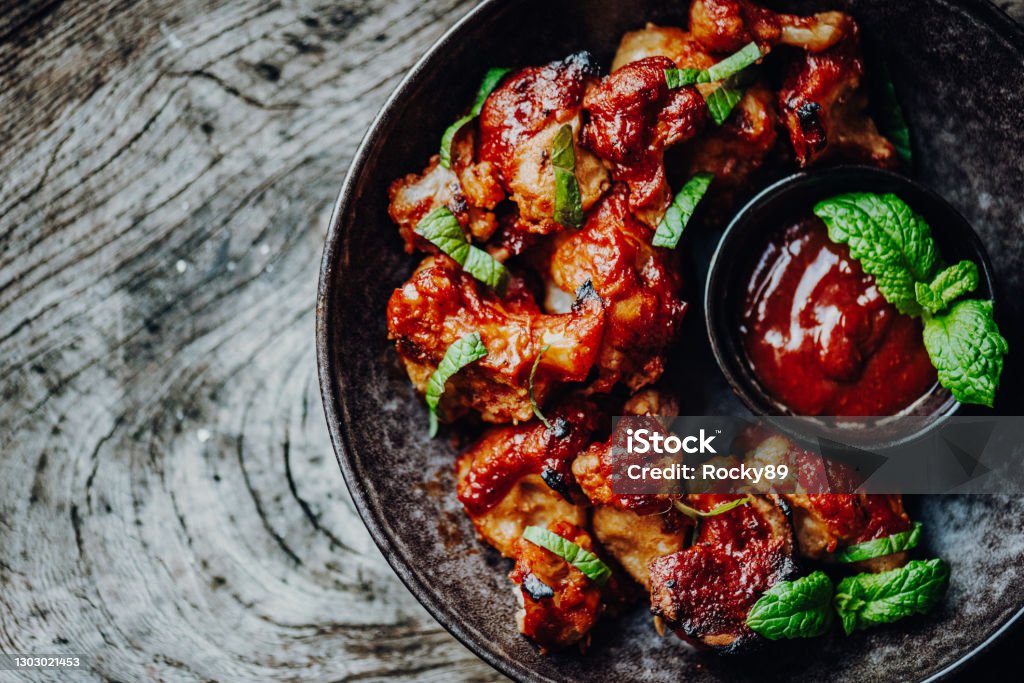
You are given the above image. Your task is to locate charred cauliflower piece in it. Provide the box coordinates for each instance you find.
[737,432,916,573]
[648,494,797,652]
[455,400,601,556]
[581,57,709,226]
[572,425,679,515]
[690,0,852,54]
[783,494,914,573]
[591,506,690,590]
[684,83,779,209]
[609,26,780,215]
[509,521,617,652]
[546,186,687,391]
[779,24,898,168]
[576,387,688,589]
[388,127,505,253]
[387,256,606,424]
[479,52,610,240]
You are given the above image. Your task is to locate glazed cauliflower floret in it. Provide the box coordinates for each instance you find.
[545,187,688,391]
[387,257,606,424]
[455,400,601,555]
[778,24,898,168]
[479,52,610,239]
[689,0,852,54]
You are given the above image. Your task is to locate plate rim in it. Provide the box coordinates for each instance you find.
[315,1,1024,680]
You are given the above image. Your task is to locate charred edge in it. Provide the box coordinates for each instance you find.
[668,617,760,655]
[540,464,572,502]
[712,632,764,656]
[448,194,470,215]
[771,493,793,520]
[523,572,556,600]
[795,101,827,151]
[563,50,601,78]
[549,417,570,439]
[572,280,603,310]
[796,101,822,131]
[394,339,430,366]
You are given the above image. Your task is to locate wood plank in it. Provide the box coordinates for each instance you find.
[0,0,500,680]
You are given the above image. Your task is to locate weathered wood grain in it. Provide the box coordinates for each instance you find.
[0,0,500,680]
[2,0,1023,681]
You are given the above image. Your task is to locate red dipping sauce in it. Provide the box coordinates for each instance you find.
[740,217,937,416]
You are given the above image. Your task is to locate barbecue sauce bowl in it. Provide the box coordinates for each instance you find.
[705,166,997,427]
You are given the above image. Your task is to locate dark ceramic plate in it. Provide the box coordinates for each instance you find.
[316,1,1024,681]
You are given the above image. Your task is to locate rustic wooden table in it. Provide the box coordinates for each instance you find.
[1,1,1022,681]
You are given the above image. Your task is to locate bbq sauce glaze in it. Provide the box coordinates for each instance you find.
[740,217,937,416]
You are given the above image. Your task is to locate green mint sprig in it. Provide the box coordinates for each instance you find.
[746,571,834,640]
[813,193,936,316]
[672,496,750,518]
[813,192,1007,407]
[439,67,511,169]
[664,42,761,89]
[424,332,488,437]
[834,523,921,564]
[522,526,612,585]
[915,261,978,315]
[923,300,1008,408]
[705,41,762,82]
[652,172,713,249]
[415,207,508,289]
[528,344,553,431]
[664,42,762,126]
[552,124,584,228]
[833,558,950,635]
[743,520,949,639]
[871,61,912,168]
[664,67,705,89]
[704,86,745,126]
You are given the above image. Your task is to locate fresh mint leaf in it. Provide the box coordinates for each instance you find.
[415,207,471,262]
[462,247,507,290]
[552,124,584,228]
[923,299,1008,407]
[746,571,834,640]
[673,496,750,518]
[528,345,553,431]
[415,207,508,289]
[704,41,761,83]
[469,67,511,116]
[425,332,488,437]
[813,192,937,315]
[439,115,475,170]
[664,42,760,91]
[704,85,744,126]
[834,523,922,564]
[439,67,511,169]
[915,261,979,315]
[834,558,950,635]
[664,67,705,89]
[551,123,576,170]
[872,62,912,168]
[652,173,713,249]
[666,43,762,124]
[522,526,612,585]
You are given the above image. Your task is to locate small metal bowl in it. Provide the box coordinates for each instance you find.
[704,166,998,445]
